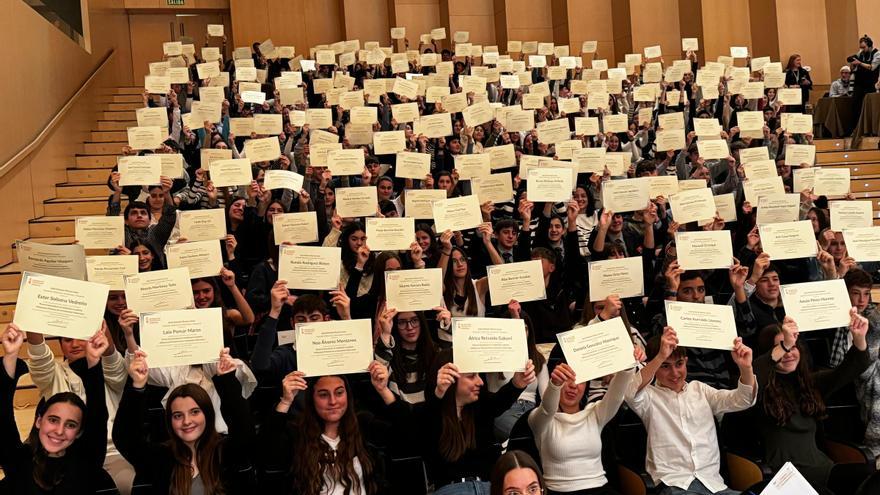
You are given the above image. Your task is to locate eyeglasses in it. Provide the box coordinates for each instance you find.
[396,318,420,329]
[505,484,543,495]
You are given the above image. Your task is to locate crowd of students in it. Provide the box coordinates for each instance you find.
[2,26,880,495]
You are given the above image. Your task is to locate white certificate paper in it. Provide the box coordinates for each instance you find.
[335,187,378,218]
[527,168,573,202]
[385,268,443,311]
[669,187,716,224]
[780,279,852,332]
[264,169,305,192]
[165,240,223,279]
[756,194,801,225]
[588,257,644,302]
[601,178,650,213]
[75,216,125,249]
[405,189,447,219]
[273,211,319,245]
[556,317,636,384]
[452,318,528,373]
[85,256,139,291]
[760,462,819,495]
[139,308,224,368]
[830,200,872,231]
[366,217,415,251]
[665,300,737,350]
[209,158,252,187]
[433,195,483,232]
[279,245,341,290]
[124,267,195,314]
[395,152,431,179]
[295,319,374,376]
[179,209,227,242]
[487,260,547,305]
[16,241,86,281]
[118,155,161,186]
[759,221,817,260]
[14,272,110,339]
[844,227,880,261]
[675,231,734,270]
[472,173,513,205]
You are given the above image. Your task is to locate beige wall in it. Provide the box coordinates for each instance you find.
[124,0,228,8]
[700,0,751,62]
[505,0,553,43]
[343,0,391,45]
[447,0,496,46]
[856,0,880,45]
[393,0,443,48]
[230,0,345,55]
[776,0,832,85]
[629,0,681,62]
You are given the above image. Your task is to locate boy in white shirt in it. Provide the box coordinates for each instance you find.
[625,327,758,495]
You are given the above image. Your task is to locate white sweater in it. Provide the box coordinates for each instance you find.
[527,370,634,491]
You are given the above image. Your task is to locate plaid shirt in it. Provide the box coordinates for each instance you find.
[830,303,880,368]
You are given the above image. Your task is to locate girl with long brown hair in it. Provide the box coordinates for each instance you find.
[113,348,255,495]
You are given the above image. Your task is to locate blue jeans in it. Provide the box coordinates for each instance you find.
[434,480,491,495]
[494,399,536,441]
[659,479,740,495]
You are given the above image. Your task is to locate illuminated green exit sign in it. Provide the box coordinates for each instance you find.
[167,0,185,5]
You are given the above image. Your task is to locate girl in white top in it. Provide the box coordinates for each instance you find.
[529,349,643,495]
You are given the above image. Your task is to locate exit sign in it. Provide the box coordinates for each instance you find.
[167,0,185,5]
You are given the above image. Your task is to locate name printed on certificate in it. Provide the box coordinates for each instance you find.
[335,187,378,218]
[588,257,644,302]
[85,256,139,291]
[179,209,227,242]
[674,231,734,270]
[14,272,110,339]
[760,462,820,495]
[16,241,86,281]
[665,300,737,350]
[601,178,650,214]
[279,245,342,290]
[405,189,447,219]
[139,308,224,368]
[385,268,443,312]
[487,260,547,305]
[452,318,528,373]
[75,216,125,249]
[780,279,852,332]
[433,195,483,232]
[295,319,374,376]
[830,200,872,231]
[843,227,880,262]
[759,221,817,260]
[273,211,319,245]
[556,317,636,384]
[166,240,224,279]
[124,267,195,314]
[669,187,716,225]
[366,217,415,252]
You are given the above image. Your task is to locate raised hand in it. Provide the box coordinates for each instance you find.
[599,294,623,320]
[434,306,452,327]
[658,327,678,361]
[85,325,110,368]
[435,362,460,398]
[730,337,753,369]
[550,362,576,387]
[368,360,390,393]
[512,359,537,388]
[850,307,869,351]
[377,307,398,339]
[329,284,351,320]
[219,267,236,287]
[269,280,289,316]
[128,350,150,389]
[1,323,25,358]
[279,371,307,409]
[781,316,799,349]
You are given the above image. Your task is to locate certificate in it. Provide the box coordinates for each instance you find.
[784,144,816,166]
[118,155,161,186]
[395,152,431,179]
[588,257,644,302]
[574,148,606,174]
[85,256,139,290]
[602,114,628,133]
[453,318,528,373]
[742,159,778,180]
[144,75,170,94]
[575,117,600,136]
[433,195,483,232]
[124,267,195,314]
[487,260,546,305]
[780,279,852,332]
[844,227,880,261]
[527,168,572,202]
[739,146,770,164]
[279,245,341,290]
[385,268,443,311]
[136,107,169,132]
[664,301,737,350]
[674,231,734,270]
[472,173,513,205]
[274,211,318,245]
[349,106,376,125]
[179,209,227,242]
[488,144,516,170]
[295,319,373,376]
[646,175,679,199]
[601,178,650,213]
[462,103,494,127]
[669,187,716,224]
[373,130,406,155]
[743,176,785,204]
[757,194,800,225]
[737,111,764,130]
[207,24,224,37]
[813,168,850,196]
[335,186,378,218]
[139,308,224,368]
[264,170,305,191]
[417,113,453,138]
[655,129,685,151]
[75,216,124,249]
[712,193,738,223]
[200,148,232,169]
[209,158,252,187]
[14,272,109,339]
[159,154,184,179]
[759,221,817,260]
[196,61,221,79]
[694,118,721,137]
[16,241,86,280]
[243,136,281,163]
[127,126,164,150]
[391,102,419,123]
[556,317,636,384]
[405,189,447,219]
[761,463,819,495]
[793,168,815,193]
[166,240,223,279]
[325,149,365,175]
[393,78,418,99]
[537,119,571,145]
[253,114,282,135]
[697,140,730,159]
[454,154,492,180]
[366,217,415,251]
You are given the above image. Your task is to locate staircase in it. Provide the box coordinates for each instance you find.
[0,86,141,326]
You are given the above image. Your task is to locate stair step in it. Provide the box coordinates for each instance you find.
[55,183,108,198]
[0,289,17,323]
[43,197,114,217]
[102,102,142,111]
[102,111,136,121]
[816,149,880,164]
[813,139,845,151]
[112,87,146,95]
[95,120,136,131]
[76,155,116,167]
[90,131,127,142]
[67,168,110,184]
[102,94,143,103]
[0,263,21,291]
[83,142,125,154]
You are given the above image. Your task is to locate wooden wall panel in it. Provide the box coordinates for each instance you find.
[564,0,615,62]
[304,0,345,48]
[825,0,858,83]
[700,0,751,62]
[855,0,880,45]
[447,0,496,45]
[505,0,553,43]
[776,0,831,85]
[344,0,391,45]
[393,0,443,48]
[748,0,778,60]
[629,0,681,62]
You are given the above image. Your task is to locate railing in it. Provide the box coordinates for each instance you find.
[0,49,116,179]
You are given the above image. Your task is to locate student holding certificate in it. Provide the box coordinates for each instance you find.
[114,348,256,493]
[374,307,444,404]
[1,324,112,493]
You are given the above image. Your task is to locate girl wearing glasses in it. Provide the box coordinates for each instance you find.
[374,308,446,404]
